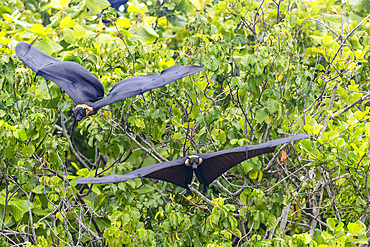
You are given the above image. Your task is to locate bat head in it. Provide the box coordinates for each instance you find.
[73,107,87,121]
[185,155,203,170]
[73,104,94,121]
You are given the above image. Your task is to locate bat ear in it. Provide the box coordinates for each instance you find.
[199,157,203,164]
[185,159,189,166]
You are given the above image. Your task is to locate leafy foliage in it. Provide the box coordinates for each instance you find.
[1,0,370,246]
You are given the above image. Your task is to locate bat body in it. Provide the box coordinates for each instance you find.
[15,42,204,121]
[76,134,310,193]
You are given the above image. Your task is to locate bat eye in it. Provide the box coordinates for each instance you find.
[185,159,190,166]
[198,157,203,164]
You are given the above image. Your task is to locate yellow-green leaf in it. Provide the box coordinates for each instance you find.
[2,14,13,22]
[116,18,131,28]
[189,0,212,11]
[31,24,44,34]
[72,24,85,40]
[127,5,140,13]
[60,15,73,28]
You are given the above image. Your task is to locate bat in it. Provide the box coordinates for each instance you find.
[108,0,128,10]
[76,134,310,193]
[15,42,204,121]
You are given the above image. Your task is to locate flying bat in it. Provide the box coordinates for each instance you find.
[76,134,310,193]
[15,42,204,121]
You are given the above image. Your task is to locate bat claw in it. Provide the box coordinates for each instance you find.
[138,173,145,185]
[141,93,146,102]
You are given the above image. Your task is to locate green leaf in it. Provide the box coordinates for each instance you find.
[63,28,75,43]
[322,35,333,46]
[249,169,258,179]
[351,234,368,244]
[9,204,24,221]
[335,222,344,231]
[303,233,311,244]
[91,185,101,195]
[72,24,85,40]
[56,211,65,222]
[60,0,71,8]
[232,120,241,130]
[85,0,110,15]
[322,231,334,240]
[304,124,315,135]
[143,21,159,38]
[197,80,207,90]
[242,160,254,174]
[17,129,27,141]
[109,211,123,223]
[211,129,226,144]
[180,218,191,232]
[117,18,131,28]
[314,124,324,135]
[70,162,79,171]
[59,15,73,28]
[266,100,280,114]
[51,0,71,8]
[310,35,323,45]
[327,218,336,231]
[255,109,269,123]
[33,185,44,194]
[189,0,212,11]
[110,143,121,159]
[348,221,366,235]
[266,212,276,228]
[136,184,154,194]
[227,127,238,140]
[5,146,15,159]
[22,146,34,156]
[127,5,140,13]
[241,55,249,68]
[34,41,55,55]
[130,25,157,43]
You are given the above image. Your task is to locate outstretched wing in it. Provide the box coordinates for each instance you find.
[90,65,204,109]
[15,42,105,105]
[246,134,310,159]
[197,134,310,186]
[76,157,189,188]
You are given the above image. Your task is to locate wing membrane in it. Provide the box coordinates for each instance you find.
[91,65,204,109]
[197,134,310,185]
[16,42,104,104]
[76,158,188,187]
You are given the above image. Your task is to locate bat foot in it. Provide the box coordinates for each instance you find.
[186,186,191,194]
[139,175,145,185]
[202,186,208,194]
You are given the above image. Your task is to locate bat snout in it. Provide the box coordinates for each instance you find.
[73,107,87,121]
[186,155,201,170]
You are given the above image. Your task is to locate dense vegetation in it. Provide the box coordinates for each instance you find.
[1,0,370,246]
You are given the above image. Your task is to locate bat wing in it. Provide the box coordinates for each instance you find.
[76,157,189,188]
[197,134,310,186]
[197,146,247,186]
[90,65,204,109]
[246,134,310,159]
[15,42,105,105]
